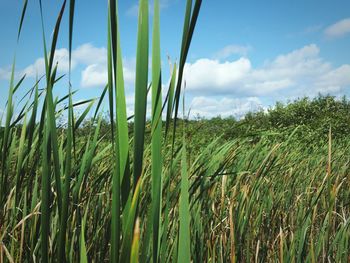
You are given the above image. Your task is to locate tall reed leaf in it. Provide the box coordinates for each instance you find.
[133,0,149,186]
[172,0,202,143]
[58,1,75,259]
[0,58,16,205]
[177,141,191,263]
[151,0,162,262]
[17,0,28,41]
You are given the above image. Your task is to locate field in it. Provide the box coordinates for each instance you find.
[1,0,350,262]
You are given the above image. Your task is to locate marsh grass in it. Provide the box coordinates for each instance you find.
[1,0,350,262]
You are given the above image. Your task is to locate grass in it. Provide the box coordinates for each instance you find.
[1,0,350,262]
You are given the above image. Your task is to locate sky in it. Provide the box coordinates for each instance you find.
[1,0,350,119]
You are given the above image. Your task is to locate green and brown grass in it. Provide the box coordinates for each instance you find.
[1,0,350,262]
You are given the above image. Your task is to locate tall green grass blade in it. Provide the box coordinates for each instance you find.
[73,114,103,202]
[68,0,75,74]
[172,0,202,143]
[38,2,67,261]
[120,178,142,262]
[14,113,27,206]
[41,120,50,263]
[74,100,95,130]
[108,2,122,262]
[93,84,108,120]
[80,206,88,263]
[12,74,26,94]
[17,0,28,41]
[39,0,68,219]
[151,0,162,261]
[107,2,115,140]
[133,0,149,186]
[0,57,16,205]
[115,3,130,211]
[165,63,176,138]
[177,95,191,263]
[58,90,73,262]
[26,77,39,150]
[172,0,192,131]
[47,0,67,75]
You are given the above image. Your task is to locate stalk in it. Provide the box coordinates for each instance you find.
[133,0,149,187]
[151,0,162,262]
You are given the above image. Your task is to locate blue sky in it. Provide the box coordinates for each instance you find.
[1,0,350,119]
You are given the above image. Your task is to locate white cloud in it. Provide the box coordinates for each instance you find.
[0,43,135,88]
[214,44,251,59]
[0,48,71,79]
[189,96,263,119]
[244,79,294,95]
[73,43,107,65]
[21,58,45,77]
[80,58,135,88]
[315,65,350,93]
[81,64,107,88]
[74,44,135,88]
[324,18,350,38]
[184,44,350,97]
[21,44,106,78]
[184,58,251,92]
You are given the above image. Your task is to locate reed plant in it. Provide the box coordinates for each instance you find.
[1,0,350,262]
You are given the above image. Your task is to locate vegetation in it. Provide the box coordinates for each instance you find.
[1,0,350,262]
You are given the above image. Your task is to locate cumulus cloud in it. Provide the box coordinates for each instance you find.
[21,44,106,78]
[184,44,350,97]
[73,44,106,65]
[184,58,251,92]
[81,64,107,88]
[0,43,135,88]
[21,48,71,77]
[0,44,103,80]
[315,65,350,93]
[324,18,350,38]
[81,58,135,88]
[214,44,251,59]
[189,96,263,119]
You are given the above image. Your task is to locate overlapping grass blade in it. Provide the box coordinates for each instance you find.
[121,178,142,262]
[14,113,27,206]
[177,123,191,262]
[151,0,162,262]
[17,0,28,41]
[115,3,130,212]
[130,218,141,263]
[41,119,50,263]
[133,0,149,186]
[165,63,176,139]
[80,206,88,263]
[57,90,74,262]
[0,58,16,205]
[172,0,202,144]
